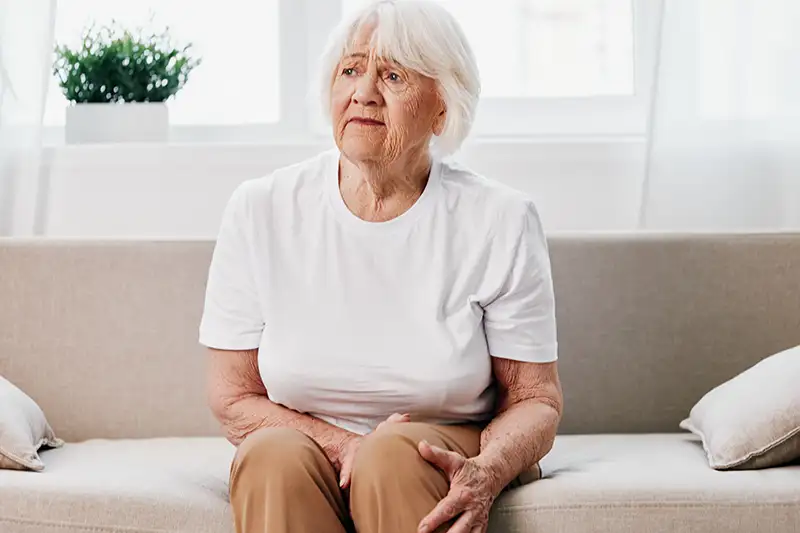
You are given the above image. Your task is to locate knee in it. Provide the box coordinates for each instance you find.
[351,424,437,487]
[230,427,320,487]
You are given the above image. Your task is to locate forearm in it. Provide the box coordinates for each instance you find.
[474,397,560,494]
[217,392,357,465]
[207,347,357,466]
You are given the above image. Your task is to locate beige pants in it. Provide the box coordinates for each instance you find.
[229,422,482,533]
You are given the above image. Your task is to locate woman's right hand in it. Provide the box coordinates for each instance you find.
[339,413,411,489]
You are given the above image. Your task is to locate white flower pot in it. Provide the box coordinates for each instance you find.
[65,102,169,144]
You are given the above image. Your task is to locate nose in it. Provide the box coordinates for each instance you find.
[352,72,383,107]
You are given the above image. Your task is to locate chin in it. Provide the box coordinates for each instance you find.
[340,139,385,163]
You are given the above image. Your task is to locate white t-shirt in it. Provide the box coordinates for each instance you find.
[199,149,557,434]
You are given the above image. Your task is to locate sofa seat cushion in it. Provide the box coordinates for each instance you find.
[1,434,798,533]
[0,437,236,533]
[491,433,800,533]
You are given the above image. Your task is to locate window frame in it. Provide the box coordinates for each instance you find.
[43,0,660,145]
[470,0,661,137]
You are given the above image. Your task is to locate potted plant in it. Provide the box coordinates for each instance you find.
[53,23,200,143]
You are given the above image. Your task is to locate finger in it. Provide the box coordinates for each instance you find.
[376,413,411,432]
[418,440,465,478]
[444,511,478,533]
[387,412,410,423]
[417,494,465,533]
[339,454,353,489]
[469,519,489,533]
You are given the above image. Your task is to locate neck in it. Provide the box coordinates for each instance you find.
[339,148,432,222]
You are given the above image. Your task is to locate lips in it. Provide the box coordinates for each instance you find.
[348,117,385,126]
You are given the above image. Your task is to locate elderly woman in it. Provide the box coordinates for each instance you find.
[200,1,562,532]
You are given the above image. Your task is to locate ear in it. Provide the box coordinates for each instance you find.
[432,104,446,137]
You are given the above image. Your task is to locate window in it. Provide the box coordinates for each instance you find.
[44,0,279,126]
[45,0,658,143]
[340,0,653,137]
[343,0,635,99]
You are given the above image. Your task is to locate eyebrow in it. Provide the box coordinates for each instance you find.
[343,53,403,69]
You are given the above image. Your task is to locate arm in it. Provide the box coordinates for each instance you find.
[206,347,358,469]
[416,358,562,533]
[474,358,563,494]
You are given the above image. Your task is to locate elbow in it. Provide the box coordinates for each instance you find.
[544,390,565,440]
[206,377,231,422]
[546,394,564,452]
[207,392,246,446]
[541,373,565,421]
[205,379,243,444]
[205,347,264,446]
[543,391,564,421]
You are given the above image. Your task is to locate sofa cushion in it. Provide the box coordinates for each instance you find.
[1,434,798,533]
[680,344,800,470]
[491,433,800,533]
[0,437,235,533]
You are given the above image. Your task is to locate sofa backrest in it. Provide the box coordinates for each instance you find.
[1,234,799,442]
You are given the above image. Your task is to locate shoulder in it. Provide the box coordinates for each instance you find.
[438,157,544,239]
[226,149,336,213]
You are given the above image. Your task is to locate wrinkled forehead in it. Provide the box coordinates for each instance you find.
[338,12,430,74]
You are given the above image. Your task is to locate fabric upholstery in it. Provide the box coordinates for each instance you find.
[1,234,799,441]
[1,434,797,533]
[1,235,799,533]
[0,240,217,442]
[547,232,800,434]
[490,433,800,533]
[0,375,63,471]
[680,344,800,469]
[0,438,235,533]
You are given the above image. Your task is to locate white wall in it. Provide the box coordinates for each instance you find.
[30,139,646,237]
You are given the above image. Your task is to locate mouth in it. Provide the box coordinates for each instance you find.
[348,117,385,126]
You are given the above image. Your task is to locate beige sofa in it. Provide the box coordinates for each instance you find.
[1,234,799,533]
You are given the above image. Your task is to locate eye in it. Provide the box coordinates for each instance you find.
[386,72,401,82]
[342,67,356,76]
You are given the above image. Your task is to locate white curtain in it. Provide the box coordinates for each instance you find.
[640,0,800,230]
[0,0,56,236]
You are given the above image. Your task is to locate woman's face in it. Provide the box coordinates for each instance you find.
[330,25,446,165]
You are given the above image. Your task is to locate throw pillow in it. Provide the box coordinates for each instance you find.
[0,375,64,471]
[680,344,800,470]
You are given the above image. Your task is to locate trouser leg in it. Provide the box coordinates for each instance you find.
[349,422,482,533]
[229,427,351,533]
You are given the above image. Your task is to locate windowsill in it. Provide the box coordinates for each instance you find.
[40,136,648,175]
[33,133,649,236]
[43,134,646,150]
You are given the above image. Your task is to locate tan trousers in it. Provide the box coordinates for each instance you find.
[229,422,481,533]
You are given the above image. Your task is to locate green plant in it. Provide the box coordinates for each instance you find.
[53,22,201,104]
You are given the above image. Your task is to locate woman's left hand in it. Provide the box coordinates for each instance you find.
[417,440,499,533]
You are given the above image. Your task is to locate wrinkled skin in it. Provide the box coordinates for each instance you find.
[416,359,562,533]
[330,22,446,222]
[417,440,495,533]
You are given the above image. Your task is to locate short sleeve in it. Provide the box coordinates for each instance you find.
[198,184,264,350]
[483,201,558,363]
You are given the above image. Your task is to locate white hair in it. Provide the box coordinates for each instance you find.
[318,0,481,156]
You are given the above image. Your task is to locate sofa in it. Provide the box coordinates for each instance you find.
[1,234,799,533]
